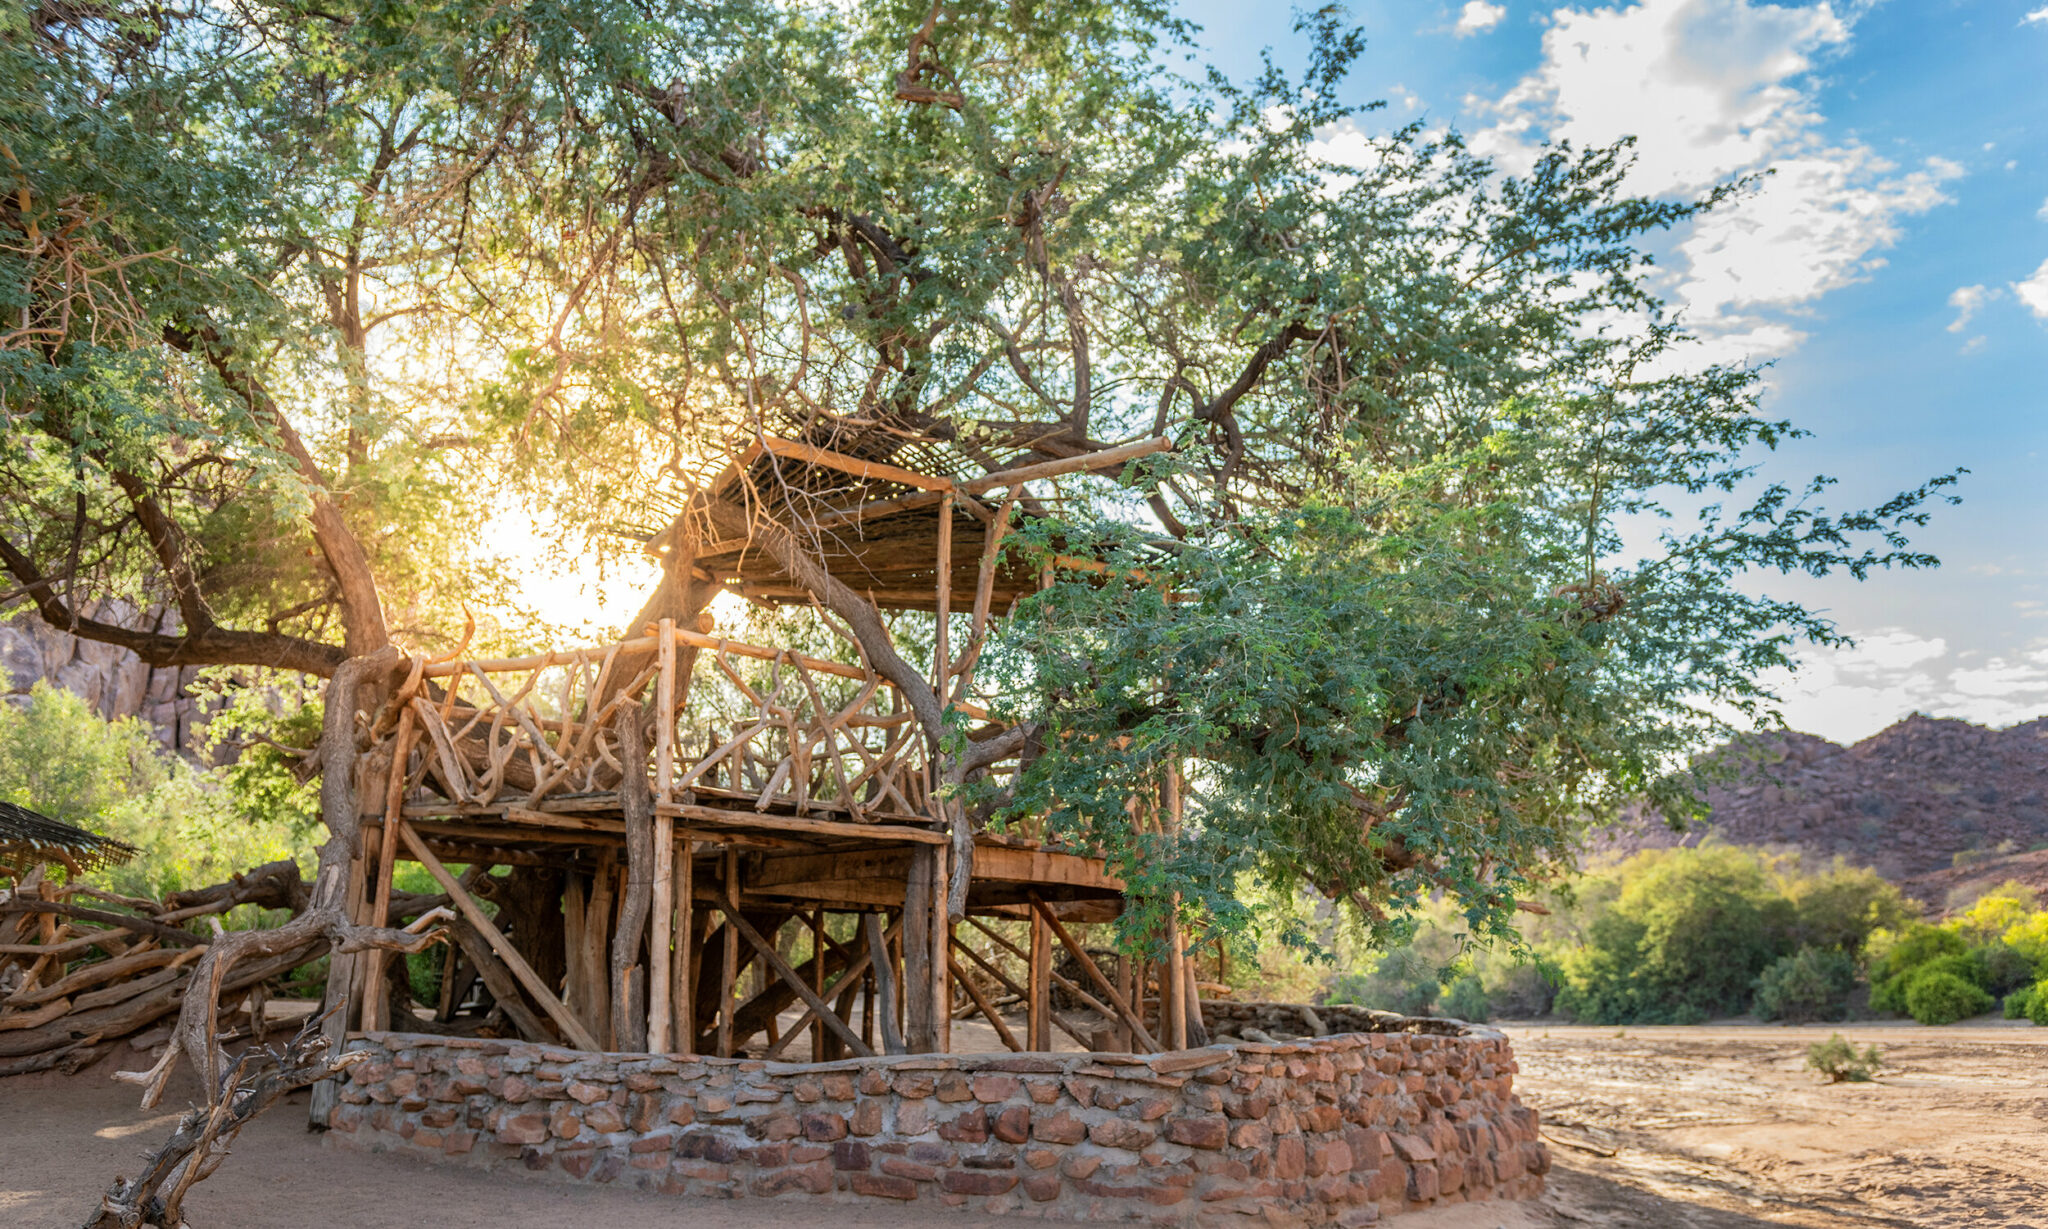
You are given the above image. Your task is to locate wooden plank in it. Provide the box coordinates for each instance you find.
[659,803,946,845]
[865,912,906,1056]
[447,918,555,1044]
[811,909,826,1063]
[969,842,1123,891]
[716,903,872,1057]
[395,819,602,1051]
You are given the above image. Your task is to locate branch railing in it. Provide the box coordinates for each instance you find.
[390,627,939,822]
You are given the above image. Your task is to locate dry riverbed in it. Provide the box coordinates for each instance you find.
[3,1023,2044,1227]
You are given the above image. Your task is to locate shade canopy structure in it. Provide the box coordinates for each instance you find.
[0,801,137,879]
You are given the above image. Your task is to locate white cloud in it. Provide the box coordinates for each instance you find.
[1768,629,2048,742]
[1947,284,1997,333]
[1473,0,1956,361]
[2015,258,2048,319]
[1456,2,1508,36]
[2037,195,2048,222]
[2024,6,2048,26]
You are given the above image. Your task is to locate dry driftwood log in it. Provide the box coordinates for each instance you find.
[81,1009,363,1229]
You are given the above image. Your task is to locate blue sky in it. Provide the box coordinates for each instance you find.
[1173,0,2048,742]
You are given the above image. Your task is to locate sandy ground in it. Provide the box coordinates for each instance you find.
[1501,1022,2048,1228]
[5,1022,2043,1228]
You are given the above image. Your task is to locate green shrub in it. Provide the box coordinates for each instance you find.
[1903,971,1993,1025]
[1439,973,1490,1023]
[1554,847,1794,1025]
[2015,983,2048,1032]
[1867,923,1967,983]
[1753,946,1856,1022]
[2003,986,2037,1020]
[1977,943,2036,996]
[1805,1033,1883,1082]
[1784,863,1915,955]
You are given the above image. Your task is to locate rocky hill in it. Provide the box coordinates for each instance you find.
[0,607,214,755]
[1589,713,2048,881]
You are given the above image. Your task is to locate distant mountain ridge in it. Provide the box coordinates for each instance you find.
[1590,713,2048,880]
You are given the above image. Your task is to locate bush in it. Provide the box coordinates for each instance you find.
[1439,973,1490,1023]
[2004,986,2037,1020]
[1903,971,1993,1025]
[1867,923,1967,983]
[1753,946,1856,1022]
[2031,985,2048,1027]
[1554,847,1794,1024]
[1784,862,1915,955]
[1977,943,2036,996]
[1805,1034,1883,1083]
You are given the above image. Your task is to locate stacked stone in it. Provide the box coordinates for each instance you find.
[330,1026,1547,1225]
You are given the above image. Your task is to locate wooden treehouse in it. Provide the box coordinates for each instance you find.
[340,432,1209,1063]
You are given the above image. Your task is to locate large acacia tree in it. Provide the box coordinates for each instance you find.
[3,0,1954,1008]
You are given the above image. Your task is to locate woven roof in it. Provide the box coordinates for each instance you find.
[0,800,137,878]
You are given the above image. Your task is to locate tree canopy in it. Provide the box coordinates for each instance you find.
[0,0,1958,947]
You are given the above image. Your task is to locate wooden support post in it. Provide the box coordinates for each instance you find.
[396,819,602,1051]
[865,912,906,1055]
[1028,911,1051,1051]
[1024,897,1161,1052]
[673,840,693,1053]
[810,909,826,1063]
[934,492,953,688]
[931,847,950,1052]
[764,913,900,1061]
[718,847,738,1058]
[649,620,676,1052]
[1115,952,1134,1052]
[563,872,588,1026]
[903,847,934,1052]
[360,708,415,1032]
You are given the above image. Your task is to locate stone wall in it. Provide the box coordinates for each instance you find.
[328,1023,1547,1226]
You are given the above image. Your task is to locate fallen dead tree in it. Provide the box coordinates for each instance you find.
[0,858,446,1083]
[81,1007,362,1229]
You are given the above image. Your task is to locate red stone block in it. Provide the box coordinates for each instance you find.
[991,1105,1030,1144]
[1164,1116,1229,1150]
[972,1074,1021,1103]
[1274,1136,1308,1180]
[1089,1118,1157,1150]
[497,1112,548,1146]
[850,1172,920,1200]
[801,1111,848,1142]
[1022,1174,1062,1202]
[1406,1162,1439,1203]
[881,1157,940,1182]
[1030,1109,1086,1145]
[750,1161,835,1197]
[941,1169,1019,1196]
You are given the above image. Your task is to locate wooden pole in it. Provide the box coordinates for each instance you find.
[865,912,906,1055]
[1028,912,1051,1051]
[1163,765,1187,1050]
[931,848,951,1052]
[934,493,953,689]
[1023,898,1161,1052]
[672,838,693,1053]
[360,706,415,1032]
[811,909,826,1062]
[395,819,602,1051]
[903,848,934,1052]
[718,847,738,1057]
[649,620,676,1052]
[1115,952,1133,1052]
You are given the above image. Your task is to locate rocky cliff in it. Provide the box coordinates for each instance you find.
[0,608,212,754]
[1590,714,2048,880]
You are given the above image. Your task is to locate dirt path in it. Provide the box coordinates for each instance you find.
[1502,1024,2048,1228]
